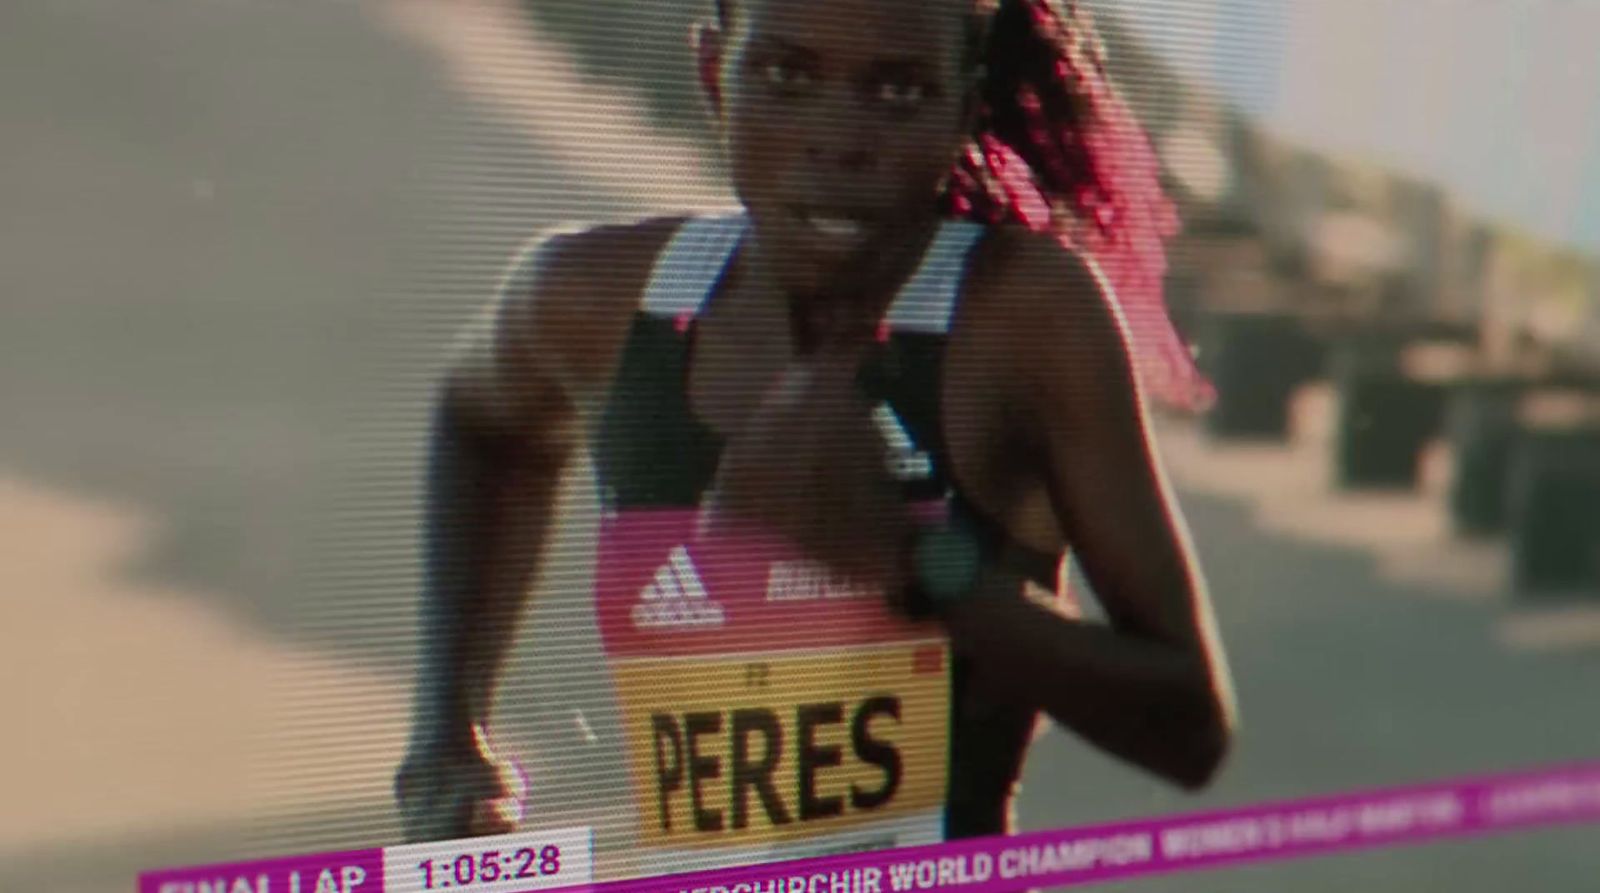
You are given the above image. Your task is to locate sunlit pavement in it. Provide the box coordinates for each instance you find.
[1,2,1595,891]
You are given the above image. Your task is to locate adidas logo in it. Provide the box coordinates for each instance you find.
[632,545,725,630]
[874,403,933,481]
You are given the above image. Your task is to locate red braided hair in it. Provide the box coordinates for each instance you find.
[946,0,1211,411]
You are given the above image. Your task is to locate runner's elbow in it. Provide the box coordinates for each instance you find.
[1170,695,1234,792]
[433,364,574,469]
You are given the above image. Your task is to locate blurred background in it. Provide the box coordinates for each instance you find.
[2,0,1597,890]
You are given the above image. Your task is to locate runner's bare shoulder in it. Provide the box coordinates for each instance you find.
[444,216,688,431]
[940,224,1120,409]
[954,225,1117,397]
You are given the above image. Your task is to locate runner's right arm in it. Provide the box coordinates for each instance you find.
[398,220,679,841]
[410,237,582,754]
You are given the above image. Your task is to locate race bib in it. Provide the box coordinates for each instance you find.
[595,508,951,867]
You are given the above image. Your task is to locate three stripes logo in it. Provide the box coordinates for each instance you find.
[632,545,726,630]
[874,402,933,481]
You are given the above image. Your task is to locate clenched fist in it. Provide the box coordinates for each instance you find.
[395,726,527,843]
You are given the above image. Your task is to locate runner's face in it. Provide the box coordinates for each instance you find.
[702,0,976,295]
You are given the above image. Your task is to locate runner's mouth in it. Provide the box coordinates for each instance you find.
[790,207,879,246]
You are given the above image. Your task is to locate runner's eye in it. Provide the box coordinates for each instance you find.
[873,80,926,107]
[762,61,815,92]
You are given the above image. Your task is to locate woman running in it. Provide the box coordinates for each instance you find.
[397,0,1237,876]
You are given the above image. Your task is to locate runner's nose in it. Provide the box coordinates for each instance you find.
[802,94,880,175]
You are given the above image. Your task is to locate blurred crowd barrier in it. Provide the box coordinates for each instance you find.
[1138,80,1600,599]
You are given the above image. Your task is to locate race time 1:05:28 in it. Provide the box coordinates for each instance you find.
[416,845,561,890]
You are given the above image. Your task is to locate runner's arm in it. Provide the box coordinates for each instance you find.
[410,236,588,752]
[941,239,1237,791]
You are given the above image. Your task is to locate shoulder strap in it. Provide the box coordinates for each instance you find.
[884,220,987,334]
[639,214,746,319]
[640,214,981,329]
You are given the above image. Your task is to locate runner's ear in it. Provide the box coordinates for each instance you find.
[693,21,726,123]
[959,63,986,140]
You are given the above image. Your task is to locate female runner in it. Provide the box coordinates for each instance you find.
[397,0,1237,874]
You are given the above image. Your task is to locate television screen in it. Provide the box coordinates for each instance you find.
[3,2,1597,892]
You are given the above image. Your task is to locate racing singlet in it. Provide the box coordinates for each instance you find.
[588,214,1059,879]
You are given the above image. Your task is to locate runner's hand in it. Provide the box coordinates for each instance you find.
[700,350,910,588]
[395,726,527,843]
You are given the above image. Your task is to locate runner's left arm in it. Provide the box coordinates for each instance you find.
[940,237,1238,791]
